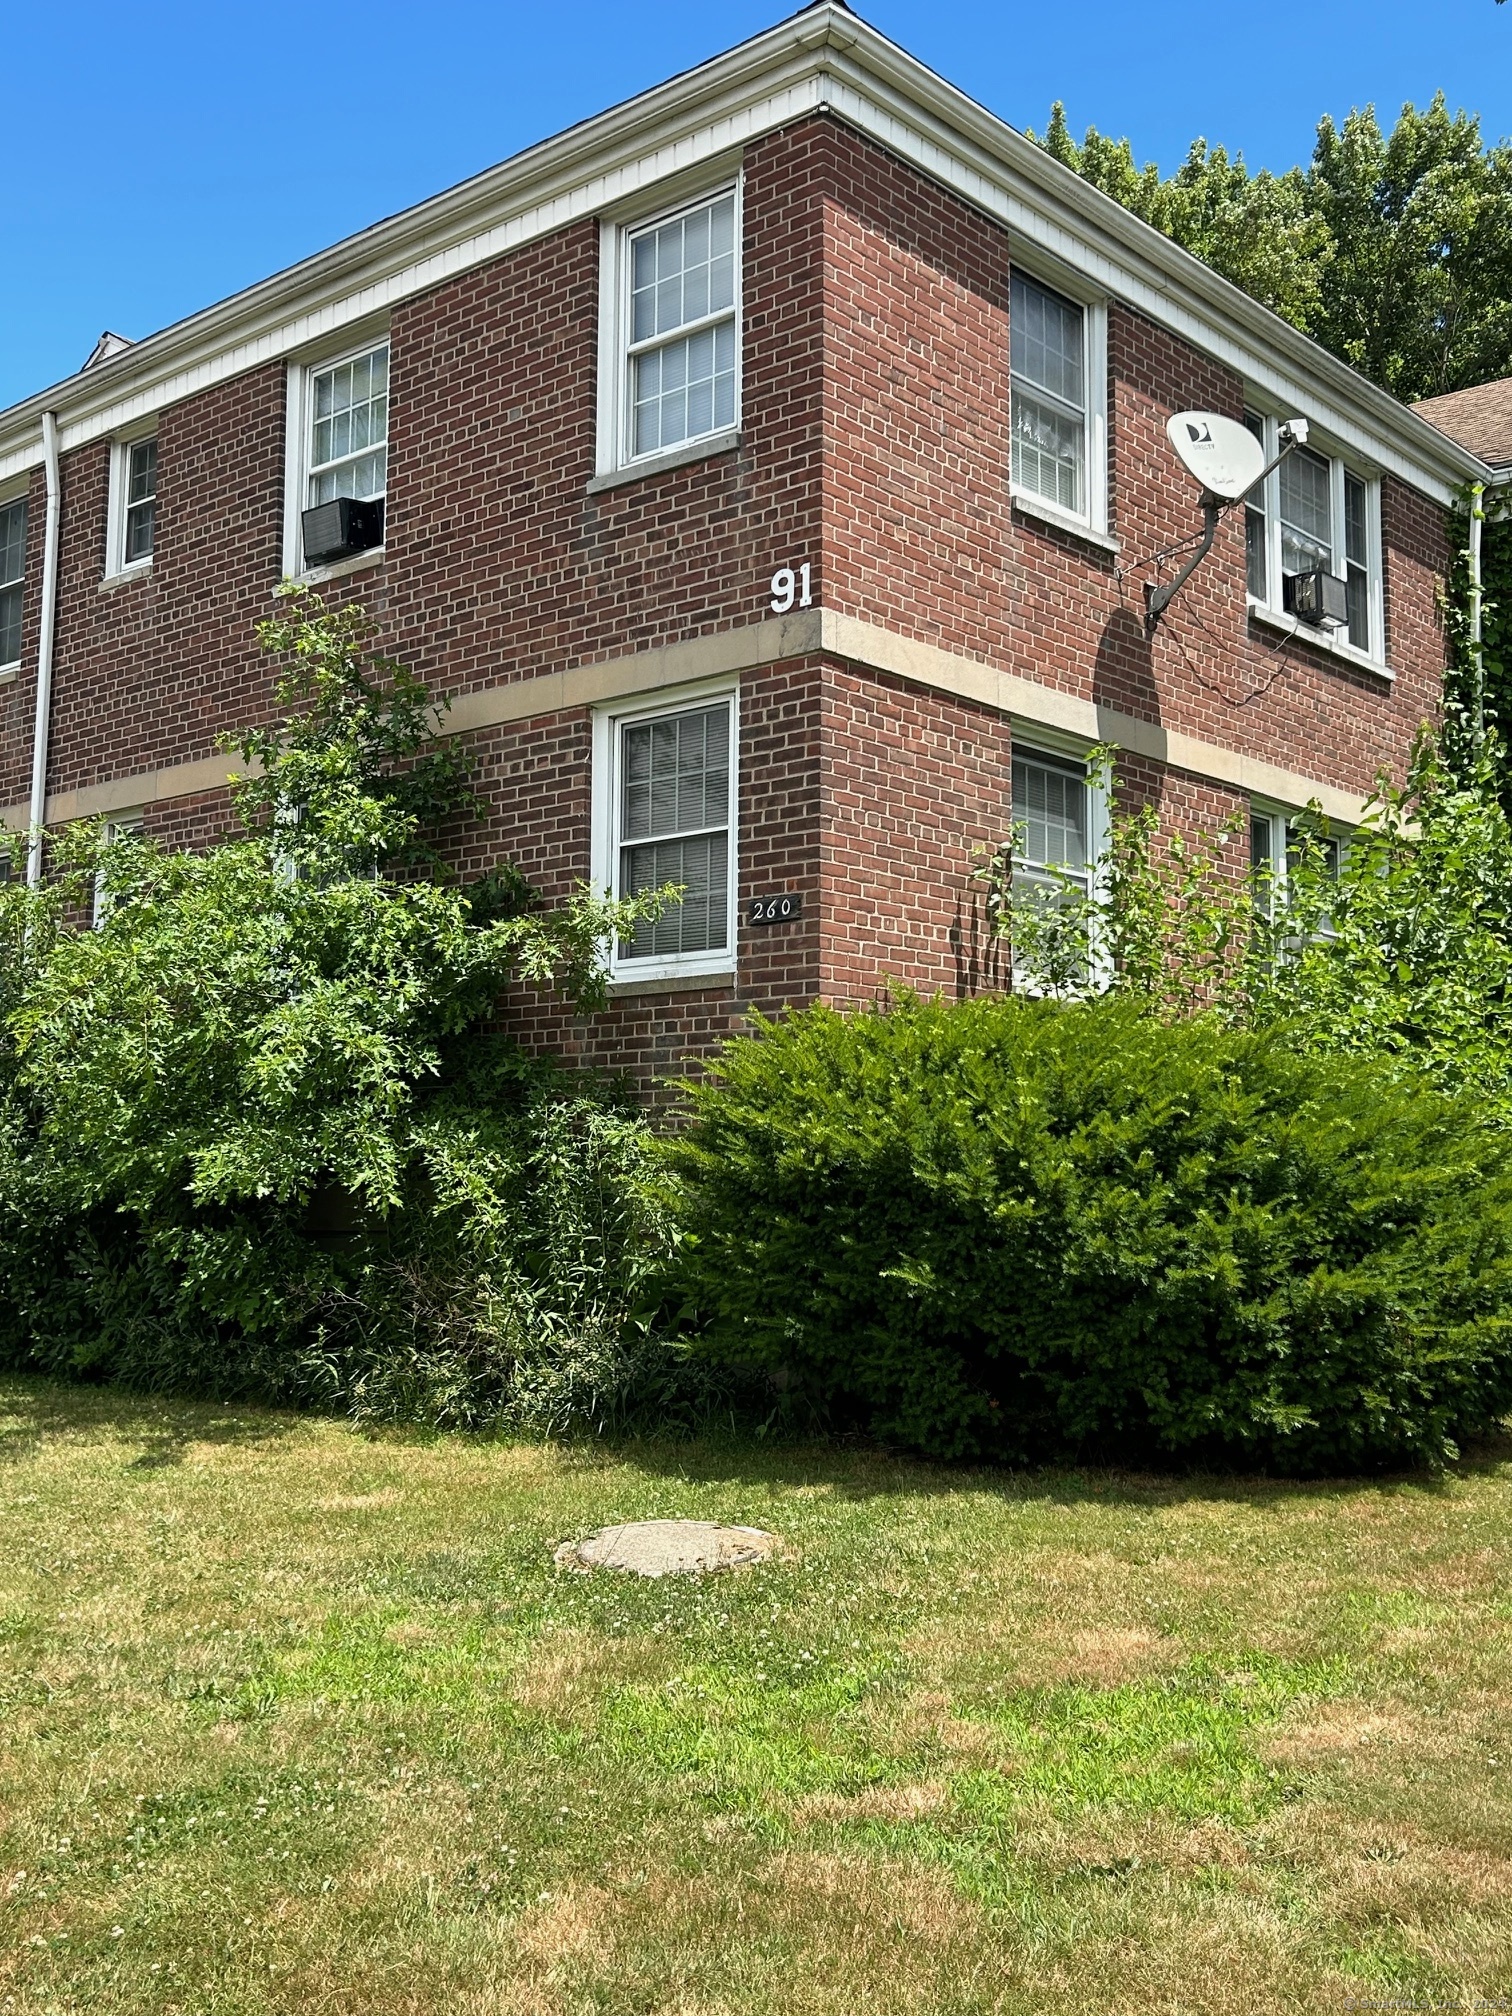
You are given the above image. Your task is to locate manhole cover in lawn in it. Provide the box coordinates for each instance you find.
[553,1520,778,1579]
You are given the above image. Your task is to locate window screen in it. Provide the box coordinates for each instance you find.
[628,194,738,458]
[1344,471,1370,653]
[310,345,389,505]
[618,703,731,959]
[124,438,157,564]
[1011,749,1089,889]
[1243,411,1267,602]
[0,498,25,669]
[1011,273,1086,516]
[1279,442,1333,580]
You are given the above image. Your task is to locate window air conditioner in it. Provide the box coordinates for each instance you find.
[1283,568,1349,630]
[301,496,385,567]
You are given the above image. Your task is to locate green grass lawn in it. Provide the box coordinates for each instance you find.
[2,1379,1511,2014]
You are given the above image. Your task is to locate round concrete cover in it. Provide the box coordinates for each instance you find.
[554,1519,777,1578]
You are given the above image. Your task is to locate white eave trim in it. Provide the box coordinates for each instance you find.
[0,3,1490,503]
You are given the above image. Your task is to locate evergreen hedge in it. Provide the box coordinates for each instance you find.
[669,995,1512,1471]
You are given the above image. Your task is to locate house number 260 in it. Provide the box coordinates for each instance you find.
[769,562,813,614]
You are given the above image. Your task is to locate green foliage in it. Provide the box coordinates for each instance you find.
[979,736,1512,1120]
[1035,94,1512,401]
[669,994,1512,1471]
[0,589,691,1431]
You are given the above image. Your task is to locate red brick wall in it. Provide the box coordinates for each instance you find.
[813,125,1448,802]
[33,365,287,803]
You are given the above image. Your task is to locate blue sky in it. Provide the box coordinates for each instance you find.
[2,0,1508,413]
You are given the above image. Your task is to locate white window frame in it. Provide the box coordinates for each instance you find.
[1008,264,1109,539]
[281,331,391,579]
[591,679,739,984]
[104,426,158,579]
[1008,736,1111,991]
[0,484,26,678]
[1249,799,1345,935]
[595,179,743,480]
[1244,408,1385,670]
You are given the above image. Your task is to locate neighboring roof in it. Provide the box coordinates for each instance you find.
[0,2,1491,502]
[1415,376,1512,472]
[81,332,135,372]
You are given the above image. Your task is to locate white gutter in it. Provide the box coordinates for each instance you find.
[26,411,61,886]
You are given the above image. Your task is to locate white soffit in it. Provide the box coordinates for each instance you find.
[0,3,1488,502]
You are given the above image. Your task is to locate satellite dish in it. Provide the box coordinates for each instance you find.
[1166,412,1266,501]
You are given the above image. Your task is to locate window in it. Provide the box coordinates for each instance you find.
[285,340,390,573]
[1244,410,1380,659]
[0,496,24,672]
[1250,805,1342,930]
[593,688,737,979]
[1011,273,1087,517]
[107,435,157,574]
[1012,747,1092,901]
[309,344,388,507]
[598,186,741,476]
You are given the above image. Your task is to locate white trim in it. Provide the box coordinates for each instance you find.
[596,178,743,480]
[282,334,390,577]
[0,8,1485,506]
[104,423,158,580]
[591,675,739,983]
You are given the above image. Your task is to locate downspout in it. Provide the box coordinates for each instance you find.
[26,413,62,885]
[1469,479,1486,756]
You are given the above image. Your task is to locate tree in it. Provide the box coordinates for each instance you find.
[0,588,677,1413]
[1034,96,1512,402]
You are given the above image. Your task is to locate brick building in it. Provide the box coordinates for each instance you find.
[0,5,1492,1085]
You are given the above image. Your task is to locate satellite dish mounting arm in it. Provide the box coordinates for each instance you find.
[1144,417,1307,635]
[1144,496,1221,632]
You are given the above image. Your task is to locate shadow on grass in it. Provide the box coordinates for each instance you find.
[592,1420,1512,1517]
[0,1372,304,1469]
[3,1368,1508,1518]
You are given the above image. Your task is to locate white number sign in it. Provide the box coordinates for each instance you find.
[769,562,813,615]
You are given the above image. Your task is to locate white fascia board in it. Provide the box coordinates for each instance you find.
[0,2,1490,504]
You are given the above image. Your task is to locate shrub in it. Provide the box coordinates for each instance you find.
[669,994,1512,1471]
[0,591,697,1434]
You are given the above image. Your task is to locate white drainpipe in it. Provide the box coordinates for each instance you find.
[26,410,62,886]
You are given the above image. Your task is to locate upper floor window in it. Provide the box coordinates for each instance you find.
[1010,270,1108,534]
[596,186,741,479]
[1244,409,1381,662]
[0,496,24,672]
[284,340,389,575]
[592,686,738,980]
[310,344,388,507]
[107,434,157,574]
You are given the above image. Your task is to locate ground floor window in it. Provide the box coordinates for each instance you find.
[593,686,737,980]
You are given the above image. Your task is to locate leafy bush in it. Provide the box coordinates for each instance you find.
[670,994,1512,1471]
[0,590,703,1433]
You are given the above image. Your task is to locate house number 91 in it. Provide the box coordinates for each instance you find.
[769,562,813,614]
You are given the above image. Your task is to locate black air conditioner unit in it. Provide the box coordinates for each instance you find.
[301,496,384,567]
[1283,567,1349,630]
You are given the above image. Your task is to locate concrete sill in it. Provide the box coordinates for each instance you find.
[1247,599,1394,681]
[1010,489,1121,556]
[606,969,736,999]
[99,562,153,593]
[587,431,742,495]
[0,666,16,686]
[295,546,386,588]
